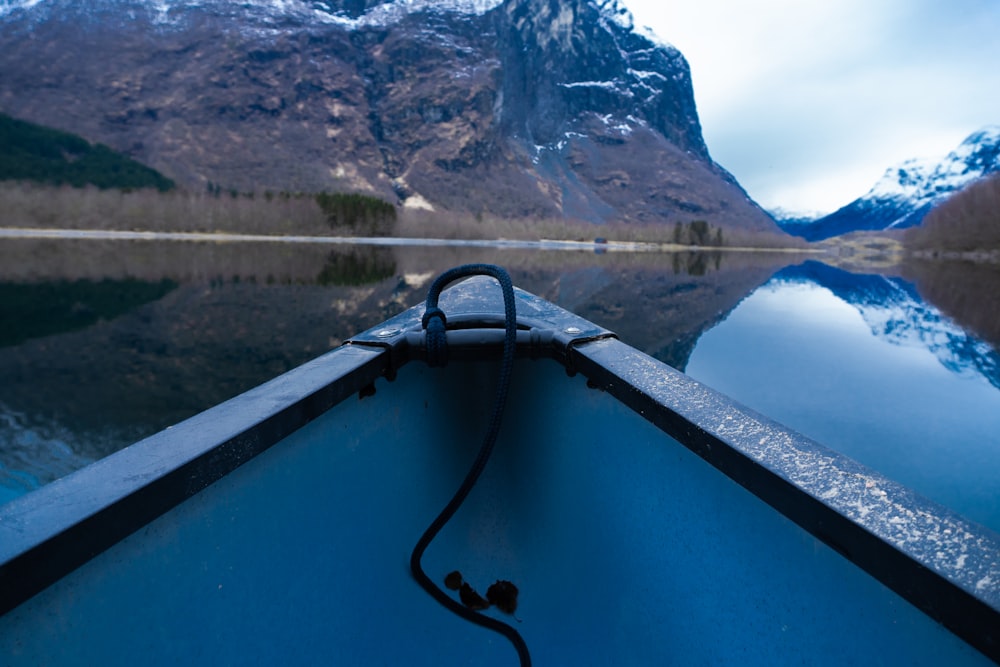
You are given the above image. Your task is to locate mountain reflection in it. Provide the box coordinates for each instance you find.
[0,239,797,499]
[685,260,1000,533]
[778,261,1000,391]
[903,258,1000,355]
[4,238,997,509]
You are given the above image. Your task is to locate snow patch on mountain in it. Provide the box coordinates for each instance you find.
[0,0,43,16]
[593,0,631,30]
[0,0,506,23]
[329,0,503,27]
[0,0,669,42]
[768,206,825,222]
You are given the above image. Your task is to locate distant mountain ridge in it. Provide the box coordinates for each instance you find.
[780,127,1000,241]
[0,0,780,231]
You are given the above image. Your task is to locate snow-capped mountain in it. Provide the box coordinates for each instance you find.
[777,261,1000,388]
[767,207,824,238]
[781,127,1000,241]
[1,0,638,28]
[0,0,507,34]
[0,0,778,230]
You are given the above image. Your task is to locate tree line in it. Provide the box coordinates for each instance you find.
[672,219,725,246]
[314,191,397,235]
[905,173,1000,253]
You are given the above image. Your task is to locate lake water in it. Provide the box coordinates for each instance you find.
[1,237,999,536]
[686,262,1000,532]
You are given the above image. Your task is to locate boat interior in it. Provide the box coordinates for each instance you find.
[1,271,997,665]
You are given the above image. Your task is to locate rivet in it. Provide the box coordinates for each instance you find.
[375,328,400,338]
[564,326,582,335]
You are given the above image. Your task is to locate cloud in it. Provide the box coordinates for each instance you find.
[623,0,1000,213]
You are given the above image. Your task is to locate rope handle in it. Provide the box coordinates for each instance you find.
[411,264,531,666]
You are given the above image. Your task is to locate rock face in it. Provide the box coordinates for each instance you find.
[0,0,779,230]
[782,127,1000,241]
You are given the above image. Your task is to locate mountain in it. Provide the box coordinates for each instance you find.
[0,0,780,231]
[781,127,1000,242]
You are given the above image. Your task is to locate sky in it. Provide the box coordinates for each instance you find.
[622,0,1000,216]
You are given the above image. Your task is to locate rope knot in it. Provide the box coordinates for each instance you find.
[421,306,447,330]
[422,306,449,367]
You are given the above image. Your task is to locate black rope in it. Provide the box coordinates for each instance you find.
[410,264,531,666]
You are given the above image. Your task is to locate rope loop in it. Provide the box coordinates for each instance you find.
[412,264,530,666]
[420,264,516,368]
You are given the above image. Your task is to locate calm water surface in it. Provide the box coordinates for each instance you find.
[1,238,999,536]
[686,264,1000,531]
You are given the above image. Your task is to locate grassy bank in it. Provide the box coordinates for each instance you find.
[0,182,331,236]
[0,181,806,249]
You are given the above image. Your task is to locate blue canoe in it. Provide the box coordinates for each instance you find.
[1,267,998,665]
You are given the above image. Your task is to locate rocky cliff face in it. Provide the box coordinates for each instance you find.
[0,0,778,230]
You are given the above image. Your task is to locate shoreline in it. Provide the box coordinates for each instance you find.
[0,226,814,254]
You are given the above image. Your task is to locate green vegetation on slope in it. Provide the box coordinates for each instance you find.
[0,112,175,191]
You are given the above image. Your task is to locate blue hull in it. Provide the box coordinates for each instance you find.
[1,276,998,665]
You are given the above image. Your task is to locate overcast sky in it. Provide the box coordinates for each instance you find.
[623,0,1000,216]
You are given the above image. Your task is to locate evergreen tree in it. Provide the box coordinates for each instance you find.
[315,192,397,236]
[0,112,174,191]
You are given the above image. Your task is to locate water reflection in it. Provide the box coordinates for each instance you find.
[0,238,795,501]
[3,238,999,532]
[671,250,722,276]
[316,246,397,287]
[0,404,93,506]
[903,258,1000,354]
[780,262,1000,390]
[686,260,1000,533]
[0,278,178,348]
